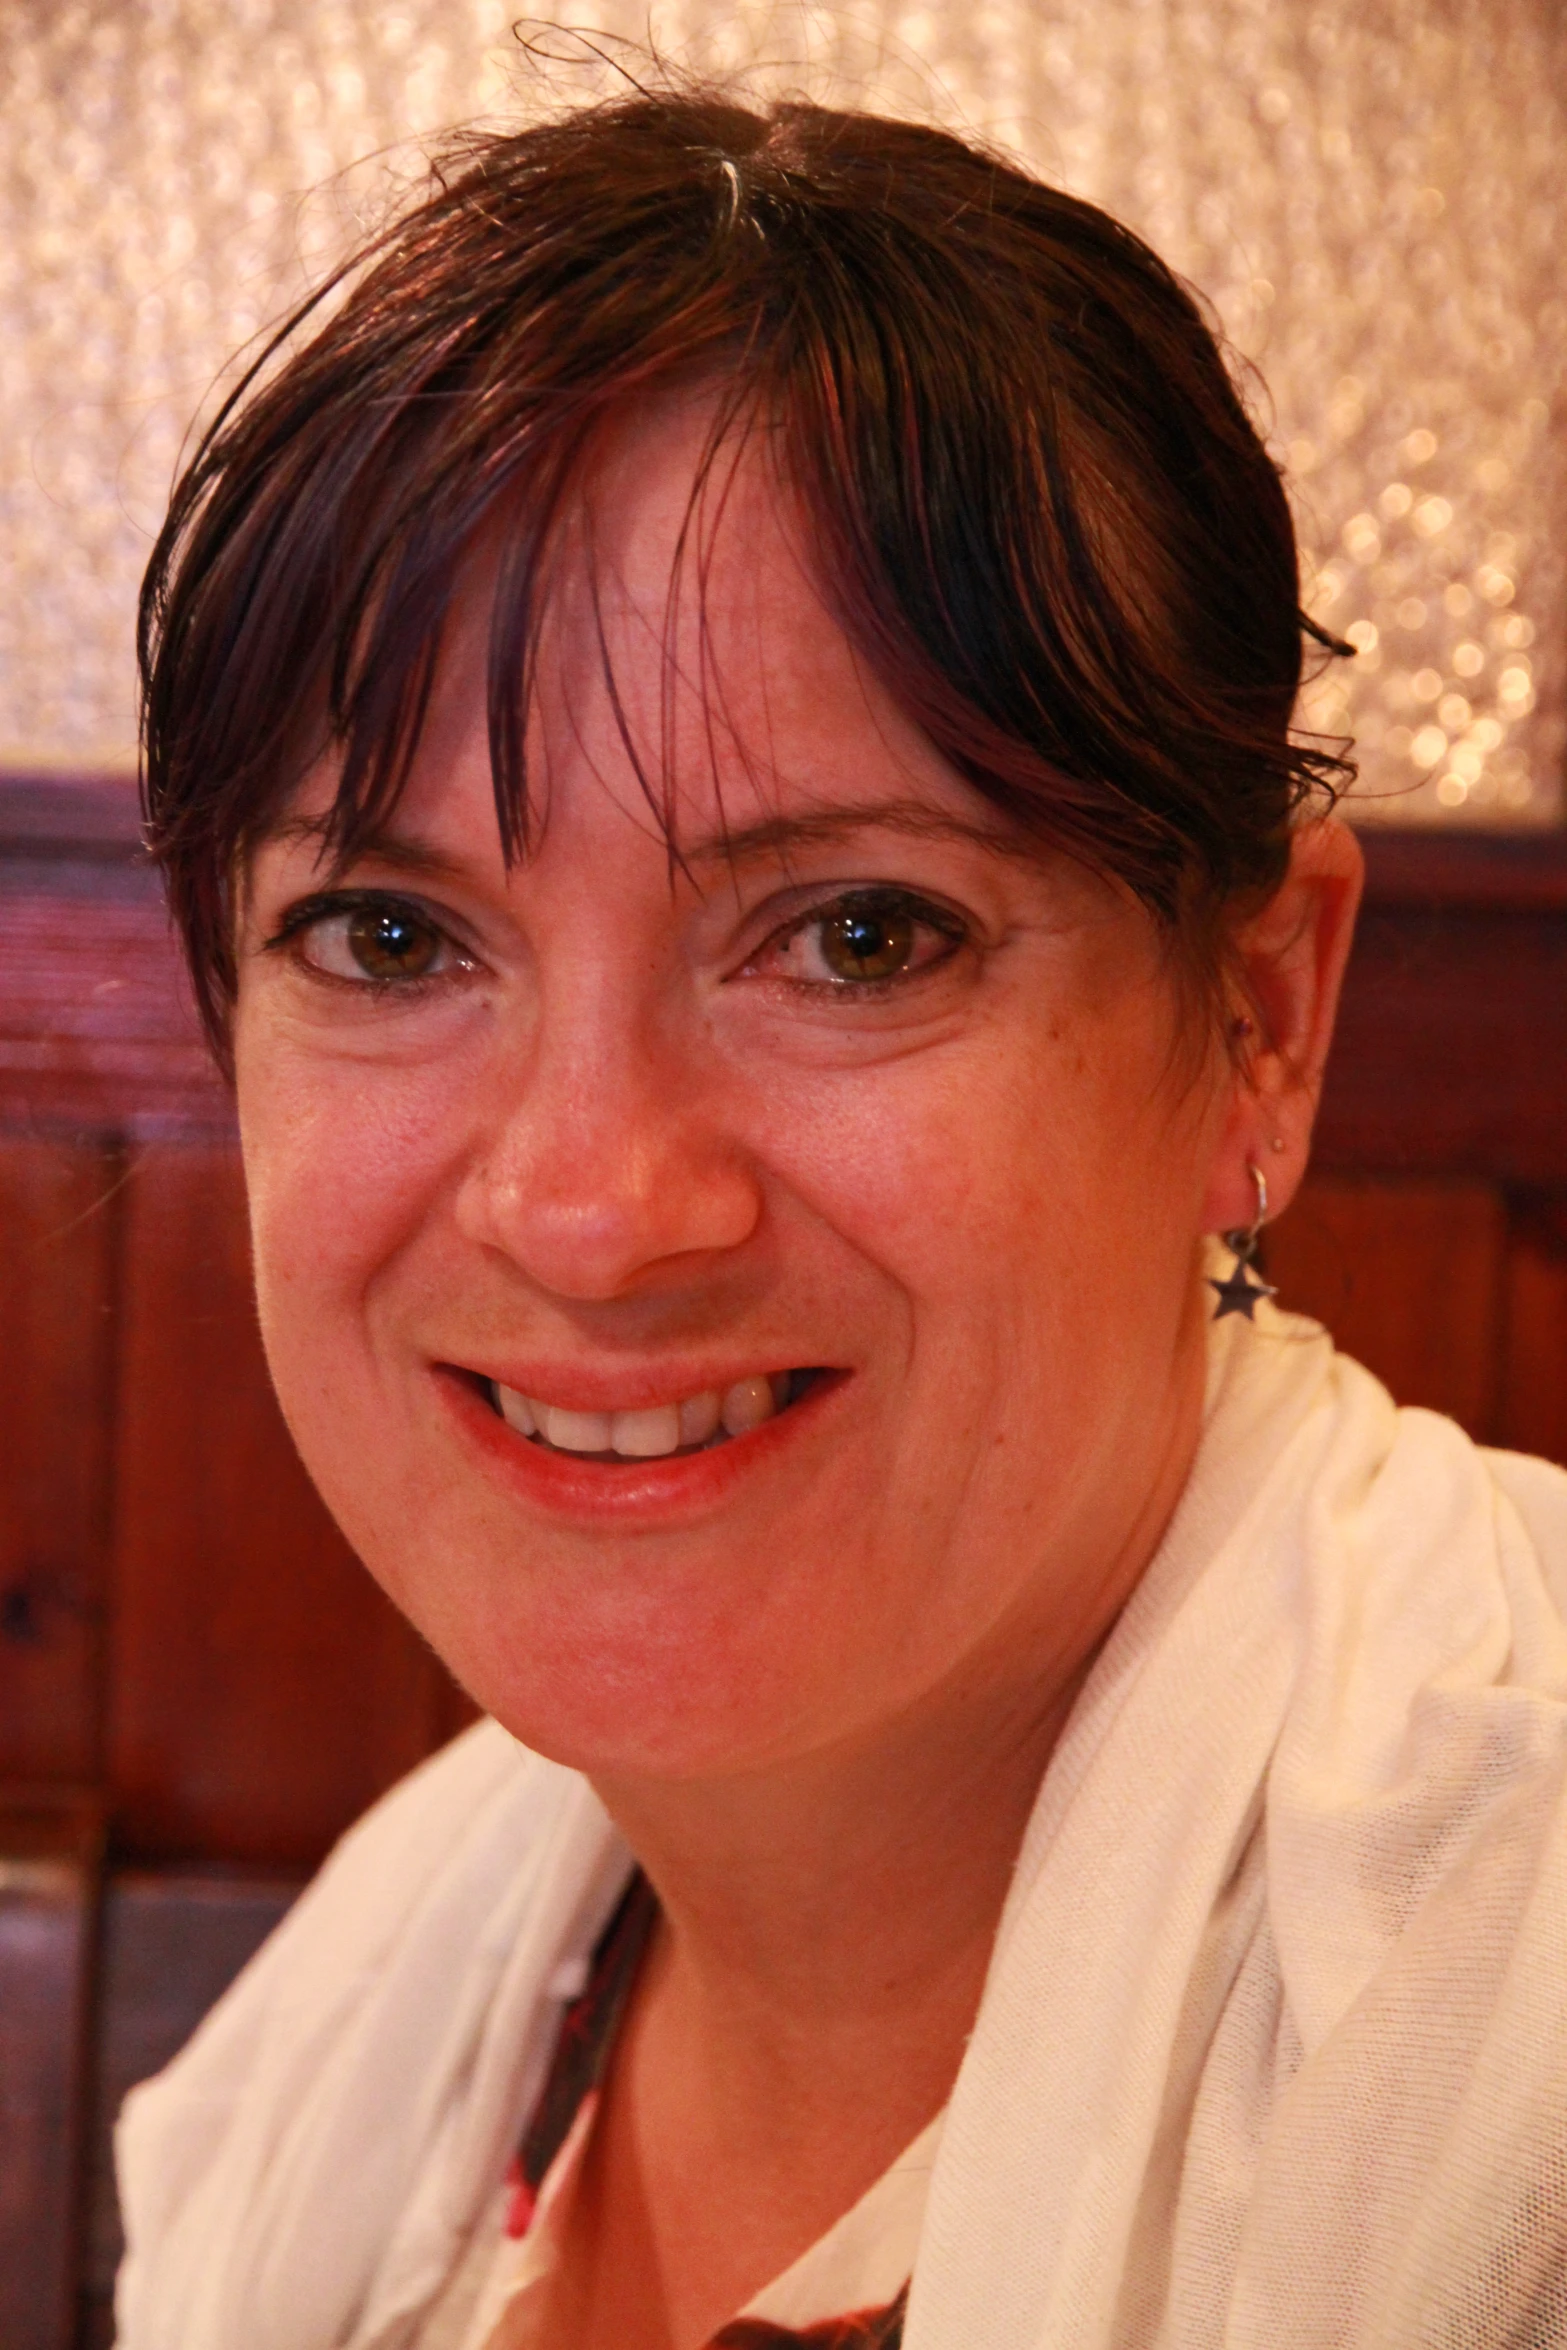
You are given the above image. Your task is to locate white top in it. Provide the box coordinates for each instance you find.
[114,1301,1567,2350]
[421,2104,942,2348]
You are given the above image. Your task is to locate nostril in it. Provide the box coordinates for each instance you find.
[453,1133,766,1302]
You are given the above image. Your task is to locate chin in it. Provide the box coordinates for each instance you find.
[453,1633,837,1783]
[367,1511,883,1782]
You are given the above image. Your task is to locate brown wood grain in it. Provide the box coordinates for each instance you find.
[79,1868,303,2335]
[0,1791,103,2350]
[1498,1196,1567,1468]
[0,1142,119,1782]
[0,865,228,1140]
[0,773,143,856]
[1315,900,1567,1184]
[105,1142,452,1867]
[1265,1177,1508,1437]
[1346,828,1567,911]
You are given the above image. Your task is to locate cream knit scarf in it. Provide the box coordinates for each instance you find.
[115,1305,1567,2349]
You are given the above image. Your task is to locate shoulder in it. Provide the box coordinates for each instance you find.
[1483,1444,1567,1616]
[126,1718,591,2106]
[284,1717,566,1948]
[114,1723,624,2348]
[218,1718,576,2021]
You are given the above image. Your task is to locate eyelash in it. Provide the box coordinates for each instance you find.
[264,886,969,998]
[264,891,472,990]
[746,889,969,992]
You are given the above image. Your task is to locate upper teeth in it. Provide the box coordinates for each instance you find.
[495,1374,787,1458]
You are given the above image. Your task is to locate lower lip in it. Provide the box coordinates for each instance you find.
[434,1367,847,1527]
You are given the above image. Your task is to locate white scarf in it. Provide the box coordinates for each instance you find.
[115,1306,1567,2349]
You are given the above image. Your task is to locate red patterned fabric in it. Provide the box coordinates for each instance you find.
[712,2284,907,2347]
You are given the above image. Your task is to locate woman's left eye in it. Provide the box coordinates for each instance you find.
[271,897,473,986]
[747,891,966,989]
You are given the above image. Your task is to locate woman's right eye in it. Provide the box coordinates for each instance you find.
[273,897,473,987]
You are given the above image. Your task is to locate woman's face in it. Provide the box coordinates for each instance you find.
[234,404,1239,1781]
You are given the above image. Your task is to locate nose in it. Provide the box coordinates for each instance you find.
[453,1019,764,1302]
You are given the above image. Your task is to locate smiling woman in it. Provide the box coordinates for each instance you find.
[114,85,1567,2350]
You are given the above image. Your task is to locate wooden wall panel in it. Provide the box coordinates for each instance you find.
[0,863,226,1142]
[106,1142,452,1868]
[1264,1177,1507,1438]
[1498,1196,1567,1467]
[0,1794,102,2350]
[1314,835,1567,1186]
[78,1870,302,2345]
[0,1142,118,1782]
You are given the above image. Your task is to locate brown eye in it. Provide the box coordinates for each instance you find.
[744,888,966,994]
[818,904,917,982]
[346,905,441,980]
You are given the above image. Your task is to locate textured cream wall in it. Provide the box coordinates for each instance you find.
[3,0,1562,822]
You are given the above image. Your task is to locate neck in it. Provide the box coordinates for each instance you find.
[601,1658,1079,2069]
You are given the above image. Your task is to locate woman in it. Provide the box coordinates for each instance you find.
[116,87,1567,2350]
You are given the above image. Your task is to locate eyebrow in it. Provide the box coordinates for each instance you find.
[679,798,1027,868]
[265,795,1032,884]
[266,815,477,886]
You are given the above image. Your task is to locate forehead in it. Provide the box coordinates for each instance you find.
[537,393,949,815]
[281,390,1022,871]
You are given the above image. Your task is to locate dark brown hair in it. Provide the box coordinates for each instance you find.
[139,81,1351,1062]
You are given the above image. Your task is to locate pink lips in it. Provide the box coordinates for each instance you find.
[434,1361,843,1528]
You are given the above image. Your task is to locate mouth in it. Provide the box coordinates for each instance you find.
[483,1368,828,1463]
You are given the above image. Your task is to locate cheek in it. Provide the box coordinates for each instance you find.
[233,1010,472,1391]
[735,986,1219,1583]
[748,1003,1207,1328]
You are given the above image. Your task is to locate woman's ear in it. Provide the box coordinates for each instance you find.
[1201,813,1365,1237]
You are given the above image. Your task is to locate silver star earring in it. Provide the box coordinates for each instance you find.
[1210,1164,1278,1321]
